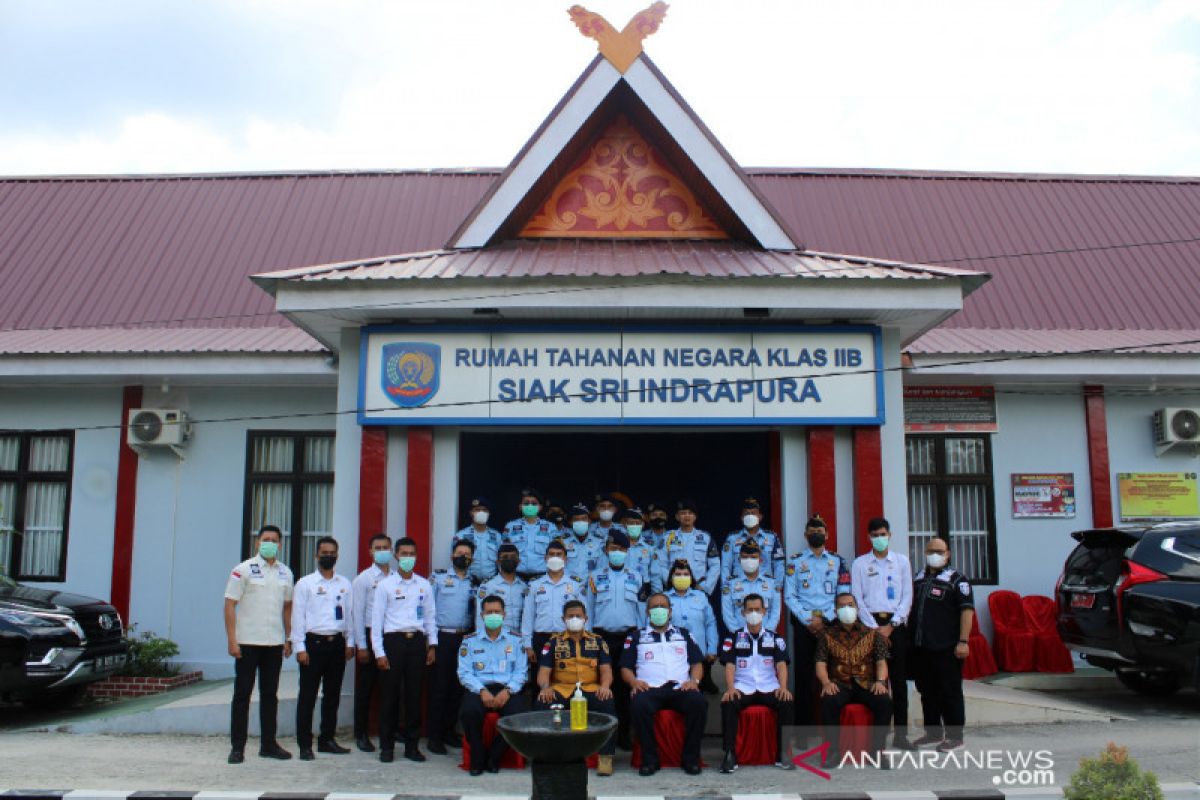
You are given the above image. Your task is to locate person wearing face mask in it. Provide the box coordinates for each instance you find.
[426,539,478,755]
[620,594,708,776]
[909,538,974,752]
[721,542,781,635]
[850,517,914,750]
[223,524,294,764]
[588,493,627,543]
[371,537,438,763]
[665,561,719,688]
[658,498,720,596]
[291,536,355,760]
[815,592,893,767]
[522,540,590,671]
[503,488,556,580]
[641,501,670,550]
[783,515,849,729]
[351,533,393,752]
[718,594,795,774]
[458,595,529,776]
[544,501,569,536]
[621,508,660,591]
[535,600,618,775]
[721,497,785,583]
[565,503,606,577]
[475,543,529,636]
[453,496,503,583]
[588,529,650,752]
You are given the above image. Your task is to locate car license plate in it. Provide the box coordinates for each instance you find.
[1071,593,1095,609]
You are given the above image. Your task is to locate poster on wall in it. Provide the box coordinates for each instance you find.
[1011,473,1076,518]
[1117,472,1200,522]
[904,386,998,433]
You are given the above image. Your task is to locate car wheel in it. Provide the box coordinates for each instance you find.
[24,685,87,709]
[1115,668,1181,697]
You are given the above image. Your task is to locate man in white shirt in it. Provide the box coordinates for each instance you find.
[351,532,393,752]
[850,517,915,749]
[291,536,355,760]
[223,524,294,764]
[371,536,438,763]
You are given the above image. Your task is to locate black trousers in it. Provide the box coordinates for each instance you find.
[791,621,820,726]
[427,631,466,745]
[296,633,348,748]
[630,684,707,768]
[883,623,910,734]
[597,628,634,745]
[536,689,618,754]
[819,682,894,755]
[911,645,965,741]
[460,683,529,770]
[527,631,553,695]
[721,690,790,761]
[379,631,427,751]
[230,644,283,750]
[353,628,383,740]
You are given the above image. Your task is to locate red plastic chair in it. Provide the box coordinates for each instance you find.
[734,704,775,766]
[987,590,1035,672]
[631,709,707,768]
[1022,595,1075,673]
[459,711,526,770]
[962,614,999,680]
[836,703,873,764]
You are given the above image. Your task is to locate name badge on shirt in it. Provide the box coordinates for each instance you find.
[824,581,834,595]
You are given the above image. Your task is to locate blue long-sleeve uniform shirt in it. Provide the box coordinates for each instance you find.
[504,517,559,576]
[666,587,719,656]
[564,532,606,577]
[452,525,505,582]
[658,528,720,594]
[430,568,476,630]
[721,528,786,582]
[625,540,661,592]
[588,566,648,632]
[474,574,528,635]
[721,573,781,633]
[784,548,848,625]
[521,572,590,649]
[456,630,526,694]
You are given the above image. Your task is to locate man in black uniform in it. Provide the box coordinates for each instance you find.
[909,537,974,752]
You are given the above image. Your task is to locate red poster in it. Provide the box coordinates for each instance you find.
[1012,473,1076,518]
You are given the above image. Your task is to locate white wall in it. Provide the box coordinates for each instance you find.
[0,387,122,600]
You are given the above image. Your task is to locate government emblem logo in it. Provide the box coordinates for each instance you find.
[381,342,440,408]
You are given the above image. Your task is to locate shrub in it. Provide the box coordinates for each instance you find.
[1063,742,1163,800]
[118,625,181,678]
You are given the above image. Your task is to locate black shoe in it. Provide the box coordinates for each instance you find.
[259,743,293,760]
[427,740,448,756]
[443,736,461,749]
[877,753,892,770]
[937,738,964,752]
[775,759,797,771]
[298,748,315,761]
[227,749,244,764]
[379,749,394,763]
[317,738,350,754]
[683,763,702,775]
[485,757,500,774]
[912,733,943,747]
[719,751,737,774]
[617,738,633,752]
[469,767,485,776]
[638,763,660,776]
[405,748,427,763]
[355,736,376,753]
[892,736,916,751]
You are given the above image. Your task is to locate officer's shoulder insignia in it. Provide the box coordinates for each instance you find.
[721,637,733,651]
[459,645,468,657]
[788,552,801,560]
[785,564,796,576]
[959,581,971,595]
[477,587,488,598]
[723,543,730,552]
[776,637,787,652]
[722,586,730,594]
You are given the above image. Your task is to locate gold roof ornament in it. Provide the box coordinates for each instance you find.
[568,2,669,73]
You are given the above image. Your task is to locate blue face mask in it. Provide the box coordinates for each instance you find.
[648,607,670,627]
[608,550,627,568]
[398,556,416,573]
[372,549,392,566]
[871,535,890,553]
[483,613,504,631]
[258,541,278,560]
[572,520,589,536]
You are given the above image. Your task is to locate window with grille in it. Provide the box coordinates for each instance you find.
[905,434,998,584]
[242,432,335,569]
[0,432,74,581]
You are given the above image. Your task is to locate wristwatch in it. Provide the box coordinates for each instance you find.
[958,639,969,644]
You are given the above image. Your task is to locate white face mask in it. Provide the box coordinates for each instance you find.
[926,553,948,569]
[546,556,566,573]
[836,606,858,625]
[740,557,760,574]
[742,514,759,529]
[572,520,589,536]
[565,616,586,632]
[598,509,615,522]
[473,510,490,525]
[744,610,764,627]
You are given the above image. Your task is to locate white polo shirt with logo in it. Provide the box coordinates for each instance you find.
[225,554,294,646]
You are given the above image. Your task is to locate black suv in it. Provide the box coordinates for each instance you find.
[0,573,128,705]
[1056,522,1200,696]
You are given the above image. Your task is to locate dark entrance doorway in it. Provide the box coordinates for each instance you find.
[457,431,774,543]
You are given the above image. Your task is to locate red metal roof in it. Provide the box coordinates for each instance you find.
[2,168,1199,355]
[907,328,1200,355]
[0,327,323,356]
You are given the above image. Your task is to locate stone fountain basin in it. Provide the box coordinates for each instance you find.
[497,710,617,762]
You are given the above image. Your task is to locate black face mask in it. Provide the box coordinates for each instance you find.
[452,555,471,570]
[499,558,518,574]
[317,555,337,570]
[548,514,566,526]
[806,532,827,548]
[649,517,667,529]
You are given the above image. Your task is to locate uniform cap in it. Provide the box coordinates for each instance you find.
[569,502,591,518]
[594,492,623,508]
[621,506,644,521]
[607,530,631,548]
[469,496,492,511]
[805,514,825,529]
[645,501,668,515]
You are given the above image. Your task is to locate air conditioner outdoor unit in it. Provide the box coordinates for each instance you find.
[127,409,191,455]
[1153,407,1200,454]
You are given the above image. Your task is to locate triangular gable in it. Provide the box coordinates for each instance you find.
[448,53,800,250]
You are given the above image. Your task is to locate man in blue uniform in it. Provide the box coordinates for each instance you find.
[504,488,556,580]
[721,497,785,582]
[640,502,670,551]
[458,595,529,776]
[453,496,503,583]
[565,503,606,577]
[622,508,660,591]
[588,492,627,543]
[589,529,649,751]
[658,498,720,595]
[475,543,528,636]
[522,540,590,665]
[426,539,477,755]
[721,542,781,634]
[784,515,848,728]
[620,593,708,776]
